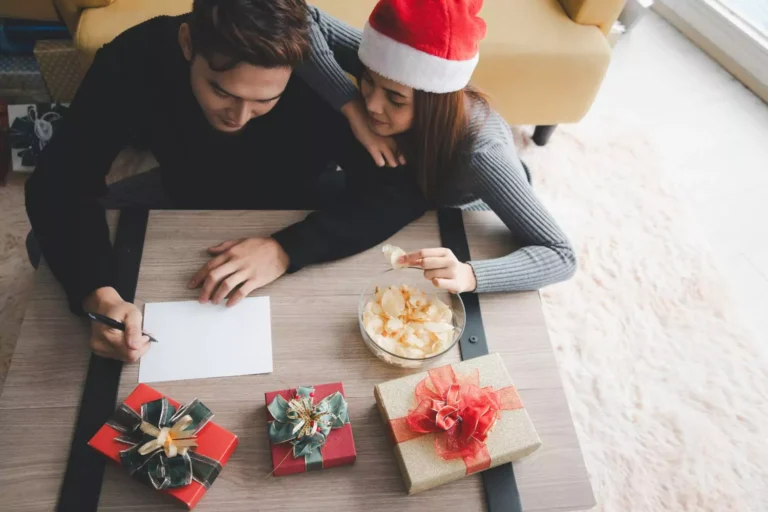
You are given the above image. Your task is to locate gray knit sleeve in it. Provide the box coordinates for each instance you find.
[296,6,364,111]
[466,144,577,292]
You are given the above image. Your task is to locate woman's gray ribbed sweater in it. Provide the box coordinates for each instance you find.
[296,6,576,293]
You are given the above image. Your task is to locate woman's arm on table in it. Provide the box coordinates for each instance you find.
[465,143,577,293]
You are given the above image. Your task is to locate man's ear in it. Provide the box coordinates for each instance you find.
[179,23,193,62]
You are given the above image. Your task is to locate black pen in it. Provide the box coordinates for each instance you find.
[86,312,159,343]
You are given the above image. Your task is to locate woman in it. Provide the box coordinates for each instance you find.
[305,0,576,294]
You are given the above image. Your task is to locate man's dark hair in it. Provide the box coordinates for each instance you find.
[189,0,311,70]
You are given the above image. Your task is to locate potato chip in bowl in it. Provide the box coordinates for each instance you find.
[359,264,465,368]
[381,244,407,269]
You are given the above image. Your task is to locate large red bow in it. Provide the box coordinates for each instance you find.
[388,365,523,474]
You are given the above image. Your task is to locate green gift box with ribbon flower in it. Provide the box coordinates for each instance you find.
[89,384,238,510]
[265,382,356,476]
[374,353,541,494]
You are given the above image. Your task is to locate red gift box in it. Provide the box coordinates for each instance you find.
[0,102,9,185]
[265,382,356,476]
[88,384,238,510]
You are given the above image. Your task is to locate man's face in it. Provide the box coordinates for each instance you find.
[189,56,291,133]
[180,22,291,133]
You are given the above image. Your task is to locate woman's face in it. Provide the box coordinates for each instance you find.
[360,69,415,137]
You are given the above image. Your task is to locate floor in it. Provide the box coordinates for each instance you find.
[1,10,768,390]
[0,172,33,391]
[586,10,768,349]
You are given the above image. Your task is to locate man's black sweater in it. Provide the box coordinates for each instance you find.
[25,15,424,313]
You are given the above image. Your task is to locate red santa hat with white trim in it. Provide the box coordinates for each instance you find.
[358,0,487,94]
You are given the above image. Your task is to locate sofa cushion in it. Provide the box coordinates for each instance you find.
[75,0,192,65]
[473,0,612,123]
[0,0,60,22]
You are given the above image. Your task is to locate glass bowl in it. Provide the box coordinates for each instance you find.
[358,267,466,368]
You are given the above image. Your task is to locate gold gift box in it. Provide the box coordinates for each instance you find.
[34,40,84,103]
[374,353,541,494]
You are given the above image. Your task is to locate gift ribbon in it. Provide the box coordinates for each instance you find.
[387,365,523,475]
[136,415,198,458]
[8,103,68,167]
[106,397,223,490]
[267,386,350,471]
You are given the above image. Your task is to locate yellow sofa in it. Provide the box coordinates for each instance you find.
[34,0,623,144]
[0,0,60,22]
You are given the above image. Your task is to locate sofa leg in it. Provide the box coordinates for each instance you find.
[532,125,557,146]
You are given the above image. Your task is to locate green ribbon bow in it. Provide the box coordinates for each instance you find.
[267,386,350,471]
[107,397,222,490]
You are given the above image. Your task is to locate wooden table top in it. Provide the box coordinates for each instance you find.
[0,210,594,511]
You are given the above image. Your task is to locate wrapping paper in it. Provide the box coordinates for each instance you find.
[34,40,84,103]
[374,353,541,494]
[7,102,69,171]
[265,382,356,476]
[88,384,238,510]
[1,102,8,185]
[0,54,50,104]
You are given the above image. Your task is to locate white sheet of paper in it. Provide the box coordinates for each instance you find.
[139,297,272,383]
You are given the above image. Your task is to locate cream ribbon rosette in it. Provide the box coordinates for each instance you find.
[362,245,456,359]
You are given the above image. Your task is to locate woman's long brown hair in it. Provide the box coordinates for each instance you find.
[403,86,489,203]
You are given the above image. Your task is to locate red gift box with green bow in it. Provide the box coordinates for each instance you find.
[88,384,238,509]
[265,382,356,476]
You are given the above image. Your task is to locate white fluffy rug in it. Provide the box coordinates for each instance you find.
[518,117,768,511]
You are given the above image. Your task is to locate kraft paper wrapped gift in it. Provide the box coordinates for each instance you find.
[374,353,541,494]
[89,384,238,510]
[34,40,84,103]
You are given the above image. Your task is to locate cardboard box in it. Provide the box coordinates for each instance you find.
[374,353,541,494]
[89,384,238,510]
[265,382,356,476]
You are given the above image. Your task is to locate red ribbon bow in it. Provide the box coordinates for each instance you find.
[388,365,523,474]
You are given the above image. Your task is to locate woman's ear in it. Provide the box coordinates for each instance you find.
[178,23,193,62]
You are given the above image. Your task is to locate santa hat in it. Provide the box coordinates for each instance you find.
[358,0,487,94]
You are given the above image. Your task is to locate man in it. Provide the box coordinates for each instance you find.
[25,0,423,363]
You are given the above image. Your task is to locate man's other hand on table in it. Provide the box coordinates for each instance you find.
[189,237,290,307]
[83,287,151,362]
